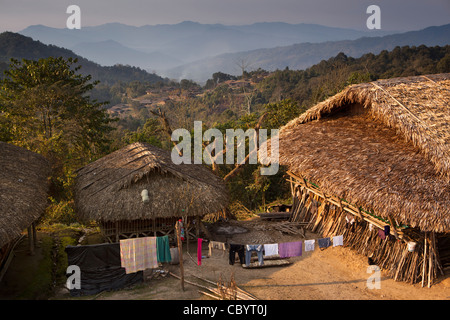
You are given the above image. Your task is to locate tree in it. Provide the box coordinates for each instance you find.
[0,57,115,198]
[263,99,305,129]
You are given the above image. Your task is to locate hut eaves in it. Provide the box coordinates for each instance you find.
[0,142,50,248]
[266,73,450,233]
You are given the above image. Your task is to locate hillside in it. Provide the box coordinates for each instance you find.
[163,24,450,82]
[0,32,165,85]
[111,45,450,135]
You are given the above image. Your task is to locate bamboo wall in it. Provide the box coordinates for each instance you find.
[288,172,446,287]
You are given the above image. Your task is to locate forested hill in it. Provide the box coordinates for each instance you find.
[257,45,450,107]
[0,32,166,85]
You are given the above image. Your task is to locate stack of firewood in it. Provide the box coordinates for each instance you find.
[253,221,307,236]
[169,272,257,300]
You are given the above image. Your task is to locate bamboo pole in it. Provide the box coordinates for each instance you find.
[422,232,427,287]
[175,221,185,291]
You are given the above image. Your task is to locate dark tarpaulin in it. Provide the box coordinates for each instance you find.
[65,243,143,297]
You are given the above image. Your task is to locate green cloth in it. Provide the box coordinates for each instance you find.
[156,235,172,263]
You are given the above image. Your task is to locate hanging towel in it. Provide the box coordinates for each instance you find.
[278,241,302,258]
[263,243,278,257]
[208,241,226,257]
[120,237,158,274]
[318,237,331,250]
[197,238,203,266]
[304,240,315,252]
[333,235,344,247]
[156,235,172,263]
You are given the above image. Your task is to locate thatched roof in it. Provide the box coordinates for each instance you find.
[74,142,229,222]
[0,142,50,248]
[263,73,450,233]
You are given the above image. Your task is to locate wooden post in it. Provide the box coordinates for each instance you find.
[422,232,427,287]
[175,220,185,291]
[196,216,200,239]
[186,219,190,255]
[32,222,37,248]
[388,215,399,239]
[27,226,34,255]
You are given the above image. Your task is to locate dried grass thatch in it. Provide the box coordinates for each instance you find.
[0,142,50,248]
[261,73,450,233]
[74,142,229,223]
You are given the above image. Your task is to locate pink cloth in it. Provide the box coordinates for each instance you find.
[197,238,203,265]
[278,241,302,258]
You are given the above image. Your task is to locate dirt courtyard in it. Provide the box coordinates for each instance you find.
[53,218,450,301]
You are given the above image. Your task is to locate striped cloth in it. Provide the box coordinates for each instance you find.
[120,237,158,274]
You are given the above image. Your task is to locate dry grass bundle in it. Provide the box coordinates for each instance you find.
[228,201,256,220]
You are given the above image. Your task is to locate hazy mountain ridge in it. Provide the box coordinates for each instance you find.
[20,21,392,72]
[163,23,450,82]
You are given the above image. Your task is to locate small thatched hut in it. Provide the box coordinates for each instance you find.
[74,142,229,242]
[0,142,50,276]
[261,73,450,287]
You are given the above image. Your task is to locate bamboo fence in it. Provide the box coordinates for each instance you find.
[288,172,444,287]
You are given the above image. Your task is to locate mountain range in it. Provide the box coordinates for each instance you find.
[163,23,450,82]
[20,21,392,73]
[11,21,450,83]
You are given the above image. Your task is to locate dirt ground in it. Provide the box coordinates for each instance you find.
[51,218,450,301]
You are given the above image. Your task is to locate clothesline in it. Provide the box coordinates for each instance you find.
[201,235,346,267]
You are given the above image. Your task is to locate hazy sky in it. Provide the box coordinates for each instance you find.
[0,0,449,32]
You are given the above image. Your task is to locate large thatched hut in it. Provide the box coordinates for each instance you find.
[0,142,50,277]
[262,73,450,287]
[74,142,229,242]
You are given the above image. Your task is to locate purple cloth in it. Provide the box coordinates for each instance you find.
[278,241,302,258]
